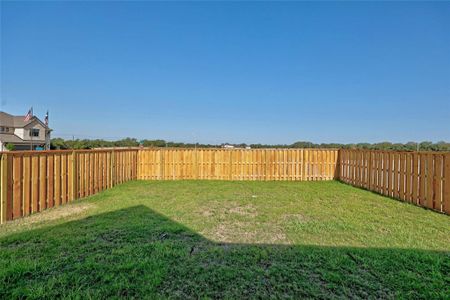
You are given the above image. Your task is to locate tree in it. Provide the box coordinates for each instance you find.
[50,138,450,152]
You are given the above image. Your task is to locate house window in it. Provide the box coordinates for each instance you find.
[30,128,40,137]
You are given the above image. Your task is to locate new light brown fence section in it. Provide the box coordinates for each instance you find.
[0,149,138,223]
[4,147,447,224]
[137,148,339,181]
[339,149,450,214]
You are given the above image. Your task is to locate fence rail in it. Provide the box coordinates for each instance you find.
[339,149,450,214]
[1,148,449,224]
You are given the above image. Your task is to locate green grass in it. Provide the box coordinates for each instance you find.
[1,180,449,299]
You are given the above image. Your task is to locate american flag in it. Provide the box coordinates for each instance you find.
[24,107,33,122]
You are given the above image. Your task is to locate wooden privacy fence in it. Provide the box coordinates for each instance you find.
[339,149,450,214]
[1,147,449,224]
[0,148,337,223]
[137,148,339,181]
[0,149,138,223]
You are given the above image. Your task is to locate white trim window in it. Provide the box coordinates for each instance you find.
[30,128,40,137]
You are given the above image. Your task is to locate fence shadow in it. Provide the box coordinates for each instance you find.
[1,206,448,298]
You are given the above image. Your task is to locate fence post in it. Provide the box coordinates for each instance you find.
[444,154,450,214]
[160,149,165,180]
[0,153,6,224]
[111,149,115,187]
[367,151,372,190]
[0,153,12,223]
[334,149,339,180]
[133,149,141,180]
[194,148,199,180]
[229,149,233,180]
[72,150,77,201]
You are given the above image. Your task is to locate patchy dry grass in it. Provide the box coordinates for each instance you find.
[1,180,449,298]
[0,203,95,237]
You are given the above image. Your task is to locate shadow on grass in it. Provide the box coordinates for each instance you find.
[1,206,448,299]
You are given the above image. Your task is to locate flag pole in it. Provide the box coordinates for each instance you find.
[30,107,33,151]
[45,110,49,150]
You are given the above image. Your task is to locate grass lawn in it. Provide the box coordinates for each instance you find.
[1,180,449,299]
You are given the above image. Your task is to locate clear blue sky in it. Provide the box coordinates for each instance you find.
[1,1,449,144]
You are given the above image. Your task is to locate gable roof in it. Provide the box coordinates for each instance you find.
[0,111,51,130]
[13,116,33,127]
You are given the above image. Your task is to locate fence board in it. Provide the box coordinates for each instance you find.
[23,156,31,215]
[61,154,67,204]
[426,154,434,209]
[419,153,426,206]
[47,155,54,208]
[39,155,47,211]
[54,154,61,206]
[434,155,442,212]
[399,153,405,200]
[405,153,412,202]
[444,154,450,214]
[31,156,39,213]
[412,153,419,204]
[12,156,22,219]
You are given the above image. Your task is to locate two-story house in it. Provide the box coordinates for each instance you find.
[0,111,52,151]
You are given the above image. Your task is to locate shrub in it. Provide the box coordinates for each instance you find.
[5,143,15,151]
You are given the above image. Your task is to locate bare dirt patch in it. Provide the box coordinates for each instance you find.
[283,213,311,223]
[205,220,289,244]
[228,204,257,217]
[198,201,292,244]
[200,201,258,218]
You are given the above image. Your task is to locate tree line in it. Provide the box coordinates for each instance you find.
[50,138,450,152]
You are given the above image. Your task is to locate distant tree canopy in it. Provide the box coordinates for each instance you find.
[249,141,450,151]
[50,138,450,152]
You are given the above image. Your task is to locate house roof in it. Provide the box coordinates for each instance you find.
[0,133,26,143]
[0,111,51,130]
[13,116,33,127]
[0,112,15,127]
